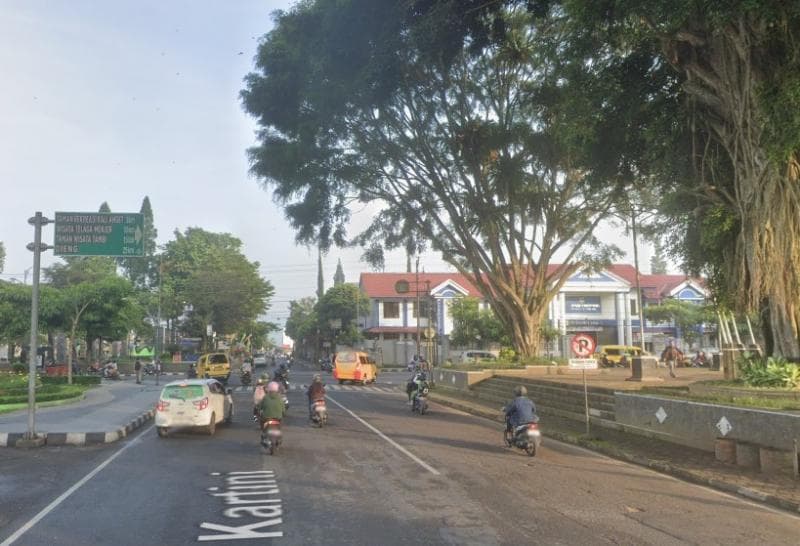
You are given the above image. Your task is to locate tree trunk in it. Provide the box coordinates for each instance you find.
[668,15,800,357]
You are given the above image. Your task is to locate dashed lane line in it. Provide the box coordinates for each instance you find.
[325,394,440,476]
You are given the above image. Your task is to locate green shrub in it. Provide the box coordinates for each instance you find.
[737,353,800,388]
[11,363,26,374]
[42,376,101,386]
[498,347,516,360]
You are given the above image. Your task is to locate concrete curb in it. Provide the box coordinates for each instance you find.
[0,408,155,448]
[430,392,800,515]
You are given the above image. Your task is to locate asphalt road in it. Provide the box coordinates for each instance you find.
[1,365,798,545]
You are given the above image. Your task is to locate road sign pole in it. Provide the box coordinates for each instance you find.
[25,212,51,441]
[583,368,590,436]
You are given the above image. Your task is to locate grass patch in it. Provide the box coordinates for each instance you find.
[0,392,88,415]
[639,389,800,411]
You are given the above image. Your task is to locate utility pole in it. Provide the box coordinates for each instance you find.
[415,256,421,358]
[631,211,646,352]
[23,212,52,445]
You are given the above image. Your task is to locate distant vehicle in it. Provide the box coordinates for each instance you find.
[593,345,650,367]
[459,350,498,364]
[195,352,231,382]
[253,353,267,366]
[155,379,234,437]
[333,350,377,385]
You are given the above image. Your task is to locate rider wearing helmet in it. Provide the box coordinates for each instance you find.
[503,385,537,445]
[406,370,428,405]
[257,381,286,422]
[306,374,326,418]
[252,375,269,420]
[274,363,289,385]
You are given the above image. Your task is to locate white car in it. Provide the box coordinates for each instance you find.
[155,379,234,437]
[253,353,267,366]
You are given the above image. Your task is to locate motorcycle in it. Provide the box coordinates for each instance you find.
[260,417,283,455]
[143,362,156,376]
[504,415,542,457]
[412,386,429,415]
[241,369,252,387]
[310,398,327,427]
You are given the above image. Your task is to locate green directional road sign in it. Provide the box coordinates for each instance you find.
[53,212,145,257]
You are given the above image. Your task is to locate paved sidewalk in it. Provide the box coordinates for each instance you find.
[0,378,161,447]
[430,388,800,515]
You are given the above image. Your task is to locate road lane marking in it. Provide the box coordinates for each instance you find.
[326,395,440,476]
[0,425,154,546]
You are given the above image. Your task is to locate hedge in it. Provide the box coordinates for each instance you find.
[0,385,87,405]
[42,376,102,386]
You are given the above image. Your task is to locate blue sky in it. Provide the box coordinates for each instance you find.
[0,1,651,329]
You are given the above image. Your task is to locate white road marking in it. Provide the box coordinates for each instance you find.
[0,425,154,546]
[326,395,440,476]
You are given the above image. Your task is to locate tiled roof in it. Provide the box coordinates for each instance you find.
[360,272,483,298]
[361,266,704,301]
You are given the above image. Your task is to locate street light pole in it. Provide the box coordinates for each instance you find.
[415,257,421,358]
[631,211,646,352]
[25,212,51,442]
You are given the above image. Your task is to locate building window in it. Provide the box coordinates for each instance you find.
[630,298,638,315]
[383,302,400,319]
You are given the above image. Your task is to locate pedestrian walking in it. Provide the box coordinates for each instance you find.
[134,358,142,384]
[661,342,679,379]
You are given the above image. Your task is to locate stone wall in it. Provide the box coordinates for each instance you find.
[614,392,800,452]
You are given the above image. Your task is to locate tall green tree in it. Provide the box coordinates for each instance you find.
[650,241,669,275]
[316,283,366,347]
[448,297,509,348]
[160,228,274,345]
[120,196,158,289]
[284,297,318,358]
[242,3,622,357]
[0,241,5,273]
[537,1,800,355]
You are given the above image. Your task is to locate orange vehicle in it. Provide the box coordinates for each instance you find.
[332,350,378,385]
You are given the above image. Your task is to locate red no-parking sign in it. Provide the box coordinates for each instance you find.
[570,333,596,358]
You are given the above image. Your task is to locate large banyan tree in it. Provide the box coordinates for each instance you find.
[241,2,627,357]
[558,1,800,356]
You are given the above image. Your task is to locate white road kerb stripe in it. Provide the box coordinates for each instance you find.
[0,425,154,546]
[326,395,440,476]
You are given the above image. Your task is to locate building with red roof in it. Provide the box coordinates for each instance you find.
[358,265,710,365]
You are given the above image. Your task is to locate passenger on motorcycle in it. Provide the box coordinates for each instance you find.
[258,381,286,422]
[306,374,326,418]
[503,385,537,444]
[252,375,268,420]
[406,371,428,405]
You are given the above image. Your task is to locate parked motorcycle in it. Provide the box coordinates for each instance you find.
[504,415,542,457]
[143,362,156,376]
[412,386,429,415]
[260,418,283,455]
[310,398,327,427]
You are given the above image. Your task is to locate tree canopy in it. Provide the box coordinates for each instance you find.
[242,3,625,356]
[160,228,274,343]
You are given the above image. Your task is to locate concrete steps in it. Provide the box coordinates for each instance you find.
[469,376,617,421]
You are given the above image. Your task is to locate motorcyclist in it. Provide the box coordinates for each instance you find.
[273,363,289,388]
[187,363,198,379]
[252,375,268,421]
[406,370,428,405]
[257,381,286,423]
[306,374,326,418]
[503,385,537,445]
